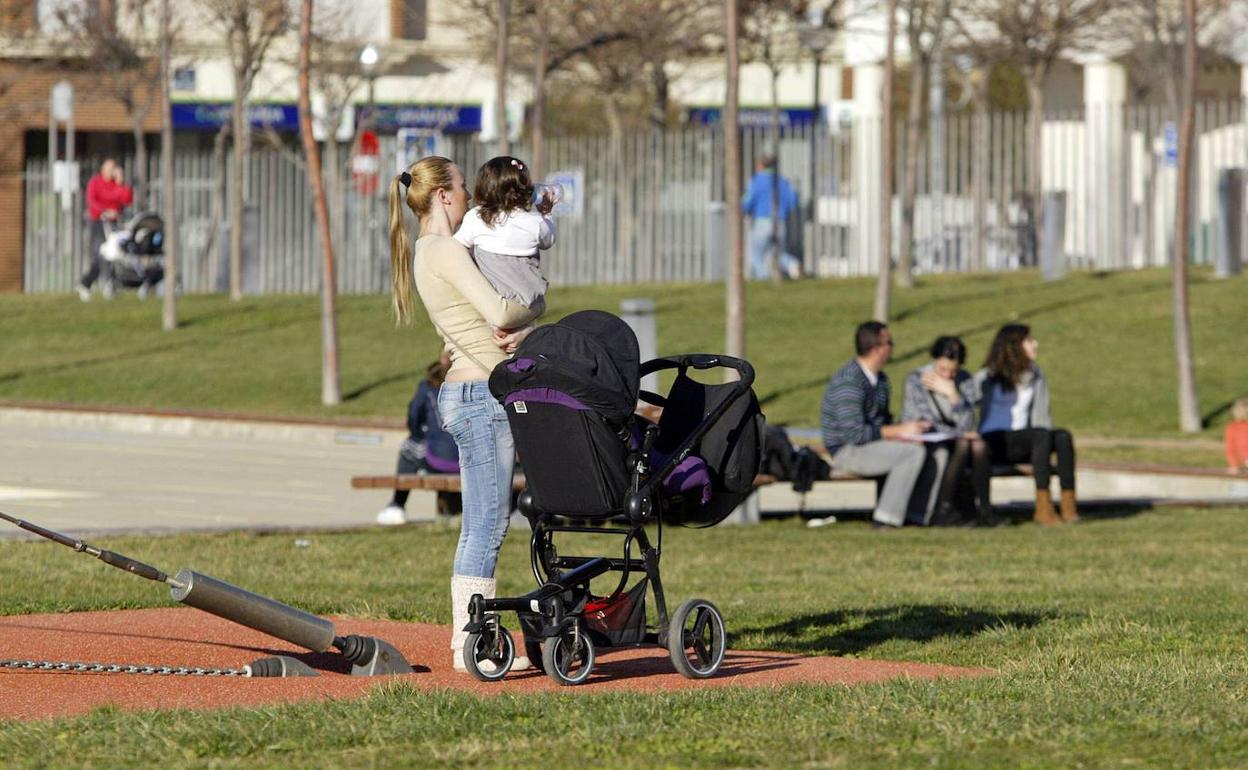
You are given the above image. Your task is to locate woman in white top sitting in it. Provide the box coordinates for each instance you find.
[975,324,1078,526]
[388,155,544,671]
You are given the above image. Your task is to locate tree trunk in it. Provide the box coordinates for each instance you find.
[531,25,547,178]
[724,0,745,366]
[897,53,926,288]
[298,0,340,406]
[323,130,342,258]
[1024,73,1045,267]
[205,122,229,289]
[650,63,670,130]
[159,0,177,331]
[605,97,632,277]
[769,61,782,284]
[1172,0,1200,433]
[972,86,988,273]
[229,77,247,300]
[495,0,510,156]
[131,123,148,209]
[873,0,896,323]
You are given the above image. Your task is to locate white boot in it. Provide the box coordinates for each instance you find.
[450,574,532,672]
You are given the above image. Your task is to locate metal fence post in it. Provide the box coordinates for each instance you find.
[620,297,657,395]
[1040,190,1067,281]
[1215,168,1244,278]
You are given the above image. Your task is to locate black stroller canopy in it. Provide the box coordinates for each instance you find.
[489,310,640,423]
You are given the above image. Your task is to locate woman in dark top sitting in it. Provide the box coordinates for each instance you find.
[902,336,997,526]
[974,323,1078,526]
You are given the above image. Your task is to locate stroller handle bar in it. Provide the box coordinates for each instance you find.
[638,354,755,389]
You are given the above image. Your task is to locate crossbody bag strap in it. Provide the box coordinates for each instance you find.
[428,316,495,374]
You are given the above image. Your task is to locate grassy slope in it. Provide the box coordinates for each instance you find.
[1,269,1245,443]
[1,508,1247,767]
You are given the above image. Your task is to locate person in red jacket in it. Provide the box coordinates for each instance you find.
[77,158,134,300]
[1226,399,1248,475]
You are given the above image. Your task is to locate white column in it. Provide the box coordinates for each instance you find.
[1083,58,1128,269]
[853,63,883,276]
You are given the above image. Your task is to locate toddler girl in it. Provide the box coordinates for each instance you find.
[454,156,554,311]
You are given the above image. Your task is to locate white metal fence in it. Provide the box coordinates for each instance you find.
[21,99,1248,294]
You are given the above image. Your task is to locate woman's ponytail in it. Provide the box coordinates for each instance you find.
[388,174,415,325]
[388,156,456,325]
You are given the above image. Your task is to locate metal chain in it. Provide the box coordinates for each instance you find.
[0,658,249,677]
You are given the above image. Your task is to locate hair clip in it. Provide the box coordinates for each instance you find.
[510,159,523,169]
[399,172,411,188]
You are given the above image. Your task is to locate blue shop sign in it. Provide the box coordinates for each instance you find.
[172,102,300,132]
[687,107,822,128]
[358,104,482,133]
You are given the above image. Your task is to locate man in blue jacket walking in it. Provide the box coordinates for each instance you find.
[741,155,801,280]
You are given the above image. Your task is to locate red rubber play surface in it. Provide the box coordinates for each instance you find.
[0,608,991,722]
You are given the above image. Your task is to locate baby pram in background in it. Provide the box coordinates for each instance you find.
[99,211,165,299]
[463,310,764,685]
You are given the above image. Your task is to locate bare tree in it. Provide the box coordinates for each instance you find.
[957,0,1110,261]
[725,0,746,364]
[297,0,341,406]
[1115,0,1230,116]
[496,0,511,155]
[1171,0,1199,432]
[54,0,163,206]
[873,0,897,323]
[160,0,177,331]
[896,0,953,287]
[199,0,288,300]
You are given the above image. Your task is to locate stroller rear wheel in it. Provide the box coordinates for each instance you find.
[541,628,595,686]
[463,625,516,682]
[667,598,726,679]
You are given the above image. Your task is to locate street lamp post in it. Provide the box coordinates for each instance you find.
[359,43,381,268]
[800,12,832,227]
[359,43,380,130]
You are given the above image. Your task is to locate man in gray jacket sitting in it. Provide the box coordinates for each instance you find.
[820,322,931,529]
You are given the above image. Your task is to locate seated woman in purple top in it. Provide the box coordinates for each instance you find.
[376,354,461,526]
[974,324,1079,526]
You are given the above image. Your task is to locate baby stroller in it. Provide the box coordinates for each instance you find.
[99,211,165,298]
[464,310,763,685]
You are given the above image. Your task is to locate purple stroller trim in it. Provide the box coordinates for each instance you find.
[425,453,460,474]
[504,388,591,411]
[506,358,536,373]
[663,455,713,505]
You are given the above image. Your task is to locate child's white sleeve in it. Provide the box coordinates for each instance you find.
[538,215,556,250]
[453,208,481,248]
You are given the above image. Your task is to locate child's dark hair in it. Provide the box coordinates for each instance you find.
[473,156,533,227]
[929,336,966,365]
[425,355,450,388]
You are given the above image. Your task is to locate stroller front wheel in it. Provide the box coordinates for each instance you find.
[541,628,595,686]
[463,626,515,682]
[668,598,727,679]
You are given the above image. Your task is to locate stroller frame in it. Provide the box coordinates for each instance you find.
[463,354,754,685]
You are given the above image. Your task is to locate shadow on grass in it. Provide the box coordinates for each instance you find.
[342,370,419,403]
[1202,396,1245,428]
[0,310,321,386]
[735,604,1058,656]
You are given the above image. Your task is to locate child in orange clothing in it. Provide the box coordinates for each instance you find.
[1226,398,1248,475]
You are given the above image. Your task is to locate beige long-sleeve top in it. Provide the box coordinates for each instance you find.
[413,234,544,379]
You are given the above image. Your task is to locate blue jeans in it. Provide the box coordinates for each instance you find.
[748,217,800,280]
[438,381,515,578]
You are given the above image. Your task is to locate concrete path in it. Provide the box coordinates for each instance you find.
[0,410,427,537]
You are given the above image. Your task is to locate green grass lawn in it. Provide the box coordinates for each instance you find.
[2,508,1247,768]
[2,269,1245,448]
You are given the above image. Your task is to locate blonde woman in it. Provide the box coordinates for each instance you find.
[388,156,544,670]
